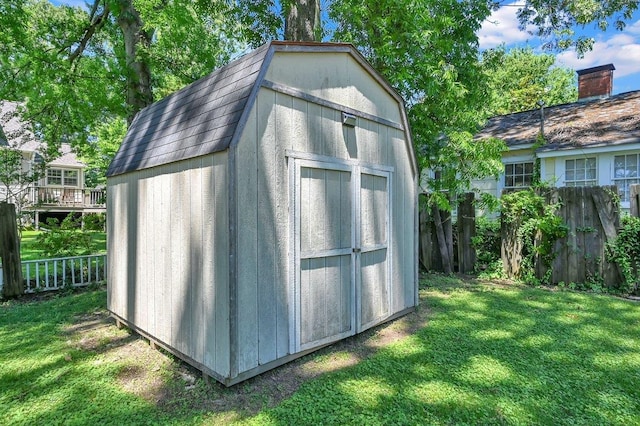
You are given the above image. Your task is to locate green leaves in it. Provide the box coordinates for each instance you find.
[0,0,277,160]
[501,187,568,283]
[481,46,578,116]
[330,0,502,210]
[606,215,640,294]
[517,0,639,56]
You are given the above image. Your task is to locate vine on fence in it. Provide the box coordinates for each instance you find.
[501,186,568,285]
[471,217,503,278]
[606,215,640,294]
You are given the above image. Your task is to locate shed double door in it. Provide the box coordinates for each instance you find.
[293,158,391,352]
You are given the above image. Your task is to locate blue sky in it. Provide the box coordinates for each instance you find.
[52,0,639,94]
[478,2,640,94]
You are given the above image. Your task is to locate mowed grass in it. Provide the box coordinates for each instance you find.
[20,230,106,260]
[2,275,640,425]
[246,276,640,425]
[0,289,201,425]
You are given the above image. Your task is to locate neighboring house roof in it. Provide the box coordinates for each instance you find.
[49,143,85,168]
[108,41,412,177]
[0,100,85,168]
[0,100,41,152]
[476,90,640,153]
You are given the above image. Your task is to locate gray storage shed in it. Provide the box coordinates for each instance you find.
[107,41,418,385]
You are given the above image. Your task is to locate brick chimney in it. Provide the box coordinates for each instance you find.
[576,64,615,101]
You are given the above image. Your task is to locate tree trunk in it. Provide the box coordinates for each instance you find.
[116,0,154,125]
[284,0,321,41]
[0,202,24,298]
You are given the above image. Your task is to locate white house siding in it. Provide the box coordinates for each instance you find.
[542,157,555,183]
[107,153,231,377]
[233,61,416,375]
[470,177,499,196]
[538,145,640,209]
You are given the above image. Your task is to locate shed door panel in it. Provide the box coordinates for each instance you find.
[359,172,390,330]
[293,160,391,352]
[298,166,354,350]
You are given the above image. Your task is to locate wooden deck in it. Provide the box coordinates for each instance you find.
[28,187,106,211]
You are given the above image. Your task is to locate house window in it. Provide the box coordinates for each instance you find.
[565,158,596,187]
[47,169,62,185]
[613,154,639,202]
[46,168,78,187]
[64,170,78,187]
[504,162,534,189]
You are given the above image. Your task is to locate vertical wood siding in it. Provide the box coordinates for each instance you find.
[107,153,230,377]
[234,85,416,374]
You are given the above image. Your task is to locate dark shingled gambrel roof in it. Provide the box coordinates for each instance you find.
[108,41,415,177]
[107,43,272,177]
[476,90,640,152]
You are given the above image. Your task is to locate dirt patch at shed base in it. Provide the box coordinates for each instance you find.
[62,294,430,419]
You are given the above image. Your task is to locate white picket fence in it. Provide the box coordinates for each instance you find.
[0,254,107,294]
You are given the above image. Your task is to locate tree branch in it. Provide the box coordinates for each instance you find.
[68,1,111,64]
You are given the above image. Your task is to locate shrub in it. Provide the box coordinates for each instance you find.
[606,215,640,295]
[472,217,503,278]
[83,213,106,231]
[36,215,93,258]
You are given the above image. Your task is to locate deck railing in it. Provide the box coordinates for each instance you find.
[28,187,106,208]
[0,254,107,294]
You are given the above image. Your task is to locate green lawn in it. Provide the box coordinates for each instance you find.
[20,230,106,261]
[2,275,639,425]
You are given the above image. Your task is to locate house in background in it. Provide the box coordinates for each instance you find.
[475,64,640,211]
[0,100,106,226]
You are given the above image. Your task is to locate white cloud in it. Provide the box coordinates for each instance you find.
[556,32,640,78]
[627,19,640,34]
[478,2,535,49]
[478,7,640,92]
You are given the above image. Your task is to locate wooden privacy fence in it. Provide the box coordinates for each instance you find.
[0,254,107,295]
[419,193,476,274]
[502,186,621,286]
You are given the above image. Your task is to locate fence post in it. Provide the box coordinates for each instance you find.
[457,192,476,274]
[0,202,24,298]
[631,184,640,218]
[418,194,432,271]
[500,193,523,279]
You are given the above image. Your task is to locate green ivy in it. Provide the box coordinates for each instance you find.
[531,132,545,186]
[501,186,568,285]
[471,217,503,278]
[606,215,640,295]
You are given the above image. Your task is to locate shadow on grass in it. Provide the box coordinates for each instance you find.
[2,277,640,425]
[248,274,640,425]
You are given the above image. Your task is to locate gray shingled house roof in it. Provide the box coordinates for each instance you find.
[0,100,86,167]
[476,90,640,152]
[0,100,41,152]
[107,43,272,177]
